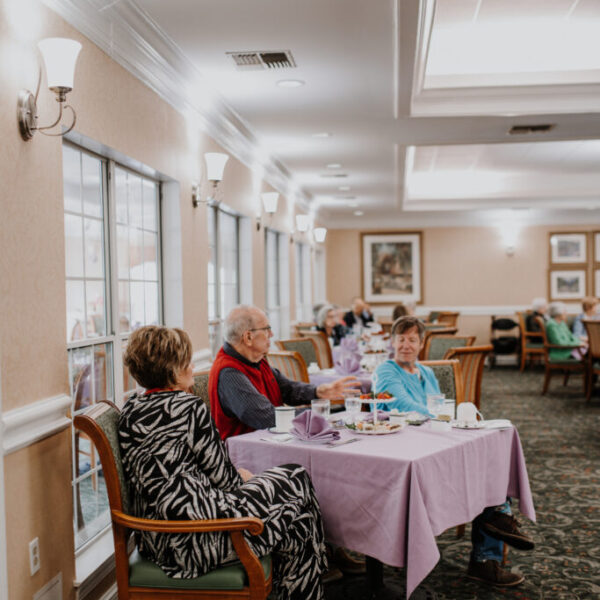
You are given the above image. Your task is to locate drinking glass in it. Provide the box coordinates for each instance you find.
[344,396,361,423]
[426,393,445,417]
[311,399,330,419]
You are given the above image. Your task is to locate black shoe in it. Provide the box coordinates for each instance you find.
[332,547,366,575]
[480,512,535,550]
[321,566,343,584]
[467,559,524,587]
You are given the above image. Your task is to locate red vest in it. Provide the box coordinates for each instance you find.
[209,347,283,440]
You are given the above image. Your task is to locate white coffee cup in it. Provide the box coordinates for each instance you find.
[274,407,296,432]
[456,402,482,424]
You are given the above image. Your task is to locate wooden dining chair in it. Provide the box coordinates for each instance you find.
[437,311,460,327]
[418,327,458,360]
[423,335,475,361]
[275,338,319,369]
[583,320,600,403]
[443,345,493,411]
[535,317,586,395]
[420,359,465,405]
[292,321,316,337]
[299,330,334,368]
[190,370,211,410]
[73,401,272,600]
[516,311,545,372]
[267,350,310,383]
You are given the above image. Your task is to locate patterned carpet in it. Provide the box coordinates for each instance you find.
[324,366,600,600]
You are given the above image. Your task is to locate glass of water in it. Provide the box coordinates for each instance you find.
[311,399,331,419]
[426,393,445,417]
[344,396,361,423]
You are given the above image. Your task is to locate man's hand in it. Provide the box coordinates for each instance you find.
[316,376,362,400]
[238,468,254,482]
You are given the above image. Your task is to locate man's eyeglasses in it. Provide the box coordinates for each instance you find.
[248,326,272,333]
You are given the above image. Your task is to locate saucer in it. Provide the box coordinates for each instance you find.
[268,426,291,433]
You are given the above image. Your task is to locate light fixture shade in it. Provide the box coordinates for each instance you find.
[204,152,229,182]
[261,192,279,214]
[295,214,310,232]
[38,38,81,91]
[313,227,327,243]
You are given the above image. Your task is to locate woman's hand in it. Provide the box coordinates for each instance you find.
[316,376,362,400]
[238,468,254,482]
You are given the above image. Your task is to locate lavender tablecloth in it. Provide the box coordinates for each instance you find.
[227,421,535,598]
[309,368,372,394]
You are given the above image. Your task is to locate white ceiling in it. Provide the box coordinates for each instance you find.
[46,0,600,227]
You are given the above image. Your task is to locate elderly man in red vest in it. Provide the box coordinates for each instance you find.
[210,305,360,441]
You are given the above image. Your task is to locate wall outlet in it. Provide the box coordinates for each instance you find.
[29,537,40,575]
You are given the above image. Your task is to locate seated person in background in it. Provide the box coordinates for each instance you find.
[312,302,325,323]
[317,304,349,346]
[210,305,360,440]
[120,325,327,599]
[546,302,587,360]
[572,296,599,340]
[525,297,549,343]
[343,297,374,329]
[392,303,408,321]
[373,316,534,587]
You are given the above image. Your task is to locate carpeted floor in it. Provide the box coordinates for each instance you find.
[324,366,600,600]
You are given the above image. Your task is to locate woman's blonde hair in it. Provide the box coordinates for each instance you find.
[124,326,192,390]
[582,296,598,313]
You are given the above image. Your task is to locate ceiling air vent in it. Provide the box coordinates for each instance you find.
[509,124,555,135]
[227,50,296,70]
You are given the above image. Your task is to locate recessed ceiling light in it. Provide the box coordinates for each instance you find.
[277,79,305,88]
[354,210,364,216]
[348,201,359,208]
[326,163,342,169]
[312,132,331,138]
[338,186,351,191]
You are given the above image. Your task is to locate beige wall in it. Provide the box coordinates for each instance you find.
[0,2,311,598]
[326,225,598,343]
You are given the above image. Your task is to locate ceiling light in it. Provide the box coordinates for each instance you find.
[277,79,305,88]
[348,201,359,208]
[326,163,342,169]
[354,210,364,216]
[312,132,331,138]
[338,186,351,191]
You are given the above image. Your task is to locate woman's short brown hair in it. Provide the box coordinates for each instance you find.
[124,326,192,390]
[391,316,425,340]
[392,304,408,321]
[582,296,598,313]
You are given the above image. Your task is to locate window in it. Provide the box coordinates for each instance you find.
[295,242,312,322]
[313,248,326,306]
[208,205,248,356]
[265,229,290,339]
[63,143,162,550]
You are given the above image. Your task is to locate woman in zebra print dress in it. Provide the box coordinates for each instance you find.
[120,326,327,599]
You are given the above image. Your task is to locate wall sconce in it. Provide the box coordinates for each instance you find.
[18,38,82,141]
[313,227,327,243]
[261,192,279,214]
[295,214,310,232]
[195,152,229,206]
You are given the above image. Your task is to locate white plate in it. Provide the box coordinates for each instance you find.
[268,427,292,433]
[345,423,405,435]
[452,421,485,430]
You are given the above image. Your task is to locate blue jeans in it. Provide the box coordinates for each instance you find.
[471,500,511,562]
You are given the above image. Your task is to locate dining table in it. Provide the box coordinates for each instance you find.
[227,418,536,599]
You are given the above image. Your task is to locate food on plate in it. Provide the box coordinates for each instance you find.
[359,391,393,400]
[436,414,451,422]
[347,420,403,434]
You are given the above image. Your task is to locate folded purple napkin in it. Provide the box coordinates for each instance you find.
[340,337,359,353]
[334,353,361,375]
[290,410,341,442]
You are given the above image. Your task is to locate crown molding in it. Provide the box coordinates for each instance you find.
[41,0,310,210]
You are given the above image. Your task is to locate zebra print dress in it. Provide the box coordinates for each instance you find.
[119,390,327,599]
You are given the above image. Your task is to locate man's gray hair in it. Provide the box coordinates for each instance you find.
[532,297,548,312]
[316,304,335,329]
[548,302,566,319]
[224,305,259,344]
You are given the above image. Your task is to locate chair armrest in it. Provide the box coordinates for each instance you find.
[524,331,542,339]
[546,343,585,350]
[112,510,264,535]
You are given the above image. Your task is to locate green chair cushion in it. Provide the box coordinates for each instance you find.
[548,357,581,364]
[525,342,544,349]
[129,548,271,590]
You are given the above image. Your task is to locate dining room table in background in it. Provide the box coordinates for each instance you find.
[227,419,536,599]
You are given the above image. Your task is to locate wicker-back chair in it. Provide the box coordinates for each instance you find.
[423,335,475,361]
[419,327,458,360]
[298,330,333,369]
[267,350,310,383]
[443,345,493,411]
[437,311,460,327]
[275,338,319,369]
[292,322,316,337]
[190,370,210,409]
[419,359,465,405]
[73,402,272,600]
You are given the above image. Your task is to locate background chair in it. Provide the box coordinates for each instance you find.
[536,316,586,395]
[584,320,600,402]
[437,311,460,327]
[299,330,334,368]
[423,311,440,324]
[489,316,520,368]
[516,311,544,372]
[423,335,475,361]
[275,338,319,369]
[420,359,465,406]
[190,370,210,409]
[443,345,493,411]
[267,350,310,383]
[74,401,272,600]
[419,327,458,360]
[292,321,316,337]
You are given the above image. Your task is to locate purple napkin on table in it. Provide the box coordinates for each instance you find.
[334,353,361,375]
[340,337,359,353]
[290,410,341,442]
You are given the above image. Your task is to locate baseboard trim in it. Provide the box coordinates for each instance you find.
[2,394,71,455]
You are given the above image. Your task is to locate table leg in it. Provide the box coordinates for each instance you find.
[366,555,384,592]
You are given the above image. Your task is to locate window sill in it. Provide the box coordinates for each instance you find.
[74,526,115,597]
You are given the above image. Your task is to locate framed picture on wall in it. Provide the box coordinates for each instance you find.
[361,232,422,304]
[594,232,600,264]
[549,232,587,264]
[549,269,587,301]
[595,269,600,297]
